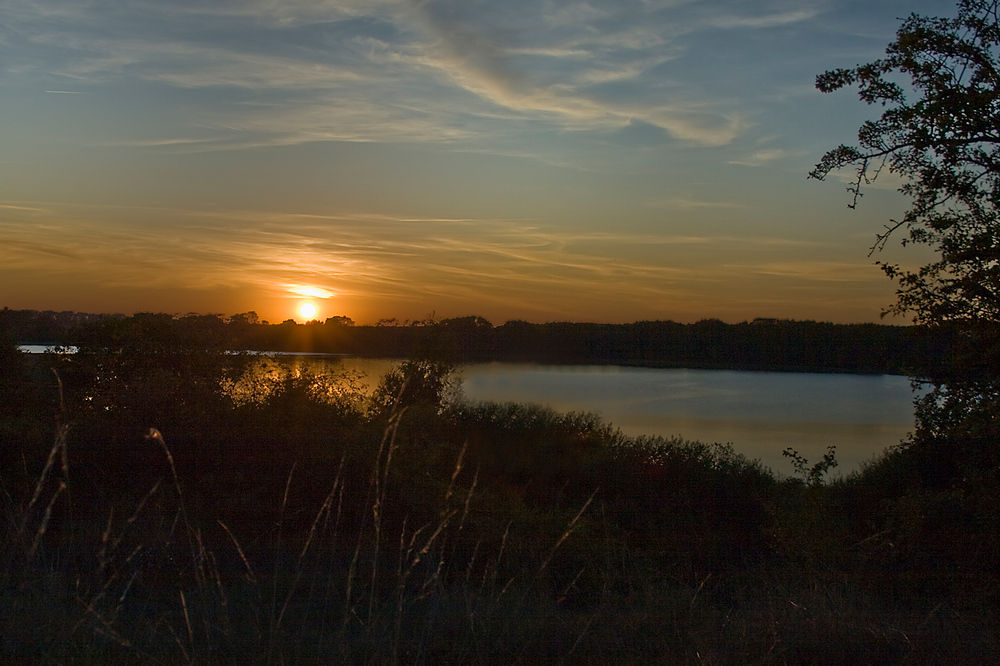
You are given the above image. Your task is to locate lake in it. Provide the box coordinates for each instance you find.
[20,347,919,476]
[332,359,918,477]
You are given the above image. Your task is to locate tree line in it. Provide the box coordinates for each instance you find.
[1,307,946,375]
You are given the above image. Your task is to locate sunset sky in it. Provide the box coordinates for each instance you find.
[0,0,946,325]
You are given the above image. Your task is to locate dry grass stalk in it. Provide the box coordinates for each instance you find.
[217,519,256,583]
[367,406,405,626]
[298,453,345,561]
[442,439,468,509]
[458,465,478,534]
[75,597,133,649]
[266,462,297,662]
[27,479,65,559]
[539,488,598,573]
[493,521,514,595]
[167,621,191,664]
[98,480,161,575]
[146,428,195,551]
[23,424,68,533]
[179,589,194,658]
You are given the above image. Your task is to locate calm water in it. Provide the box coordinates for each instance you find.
[323,359,917,476]
[20,347,919,476]
[454,363,919,476]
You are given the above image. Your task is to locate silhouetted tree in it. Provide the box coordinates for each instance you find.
[812,0,1000,485]
[440,316,492,329]
[370,359,456,415]
[811,0,1000,327]
[229,311,260,325]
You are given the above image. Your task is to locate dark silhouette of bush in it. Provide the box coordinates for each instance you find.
[2,335,999,663]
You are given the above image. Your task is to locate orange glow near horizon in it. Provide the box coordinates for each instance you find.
[0,3,927,327]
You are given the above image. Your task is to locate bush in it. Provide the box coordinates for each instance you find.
[1,349,998,663]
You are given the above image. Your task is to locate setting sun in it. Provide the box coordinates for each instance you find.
[300,302,317,320]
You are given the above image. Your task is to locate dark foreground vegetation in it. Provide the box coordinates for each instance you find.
[2,307,949,375]
[8,1,1000,660]
[1,329,997,664]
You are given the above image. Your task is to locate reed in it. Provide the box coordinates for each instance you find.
[1,352,998,663]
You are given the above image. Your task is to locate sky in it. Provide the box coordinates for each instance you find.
[0,0,951,325]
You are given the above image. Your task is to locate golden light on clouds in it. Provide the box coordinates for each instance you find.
[290,286,335,299]
[0,198,904,324]
[0,2,932,325]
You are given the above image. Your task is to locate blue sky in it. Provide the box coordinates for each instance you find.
[0,0,948,324]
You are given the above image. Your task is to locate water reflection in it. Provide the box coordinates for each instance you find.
[219,355,390,407]
[457,363,921,476]
[23,343,918,477]
[220,358,921,475]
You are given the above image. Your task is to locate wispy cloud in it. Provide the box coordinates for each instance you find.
[404,0,745,144]
[728,148,790,167]
[0,203,51,214]
[0,0,930,325]
[0,199,850,319]
[746,261,881,282]
[2,0,780,149]
[709,9,820,29]
[666,197,744,209]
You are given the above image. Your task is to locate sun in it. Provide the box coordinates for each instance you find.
[299,302,317,320]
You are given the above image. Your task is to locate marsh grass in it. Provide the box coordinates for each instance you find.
[0,391,606,663]
[1,351,998,663]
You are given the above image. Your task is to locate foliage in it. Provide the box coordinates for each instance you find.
[812,0,1000,490]
[811,0,1000,327]
[1,348,999,662]
[783,445,839,487]
[370,358,458,415]
[809,4,1000,634]
[2,308,939,374]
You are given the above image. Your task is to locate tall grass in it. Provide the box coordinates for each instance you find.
[0,388,607,662]
[1,352,998,663]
